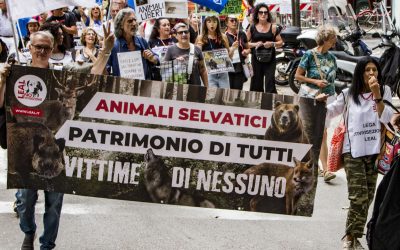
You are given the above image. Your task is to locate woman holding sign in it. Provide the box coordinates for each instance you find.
[225,15,250,90]
[320,57,393,249]
[246,3,283,93]
[196,15,233,89]
[107,8,158,80]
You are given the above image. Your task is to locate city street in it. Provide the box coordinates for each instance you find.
[0,36,387,250]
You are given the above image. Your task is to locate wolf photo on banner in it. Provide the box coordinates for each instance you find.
[203,48,234,75]
[5,65,326,216]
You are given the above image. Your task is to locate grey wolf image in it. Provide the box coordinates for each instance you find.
[26,80,43,97]
[8,122,65,185]
[244,157,314,215]
[265,101,309,144]
[136,0,148,6]
[144,148,215,208]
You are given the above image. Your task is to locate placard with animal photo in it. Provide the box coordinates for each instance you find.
[203,49,234,75]
[135,0,188,22]
[5,65,326,216]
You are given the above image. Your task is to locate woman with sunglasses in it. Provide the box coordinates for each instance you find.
[196,15,233,89]
[164,23,208,87]
[81,4,104,29]
[246,3,283,93]
[76,27,100,63]
[225,15,250,90]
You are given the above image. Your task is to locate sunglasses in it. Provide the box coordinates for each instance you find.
[177,30,189,35]
[229,19,238,23]
[31,44,53,53]
[259,11,269,15]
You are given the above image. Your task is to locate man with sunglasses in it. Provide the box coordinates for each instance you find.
[225,15,250,90]
[164,23,208,87]
[0,23,114,250]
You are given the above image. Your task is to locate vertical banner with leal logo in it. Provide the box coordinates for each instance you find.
[5,65,327,217]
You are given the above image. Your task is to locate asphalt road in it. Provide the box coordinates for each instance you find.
[0,36,387,250]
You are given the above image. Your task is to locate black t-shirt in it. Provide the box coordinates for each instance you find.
[164,44,204,85]
[46,12,77,50]
[189,25,198,44]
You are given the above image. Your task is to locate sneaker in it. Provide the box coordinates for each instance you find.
[21,233,35,250]
[342,238,354,250]
[318,169,324,177]
[353,239,365,250]
[324,171,336,182]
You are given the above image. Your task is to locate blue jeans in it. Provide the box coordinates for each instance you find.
[208,72,230,89]
[16,189,64,250]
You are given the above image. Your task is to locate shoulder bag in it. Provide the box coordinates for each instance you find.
[298,49,325,99]
[327,91,348,172]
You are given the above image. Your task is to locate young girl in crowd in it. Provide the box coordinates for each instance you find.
[196,15,232,89]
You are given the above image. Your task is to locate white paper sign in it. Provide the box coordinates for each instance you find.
[117,51,145,80]
[135,0,188,22]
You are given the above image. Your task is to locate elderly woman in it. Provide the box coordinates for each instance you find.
[295,25,338,182]
[321,57,393,249]
[164,23,208,87]
[107,8,158,79]
[76,27,100,63]
[246,3,283,93]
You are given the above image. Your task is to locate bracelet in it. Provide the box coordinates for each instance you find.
[374,98,383,103]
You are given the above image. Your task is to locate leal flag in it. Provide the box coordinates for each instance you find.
[6,0,98,20]
[190,0,228,13]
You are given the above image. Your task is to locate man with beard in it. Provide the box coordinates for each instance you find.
[107,8,158,79]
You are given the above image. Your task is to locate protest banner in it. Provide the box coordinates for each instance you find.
[117,51,145,80]
[203,48,234,75]
[151,46,169,62]
[6,65,326,216]
[134,0,188,22]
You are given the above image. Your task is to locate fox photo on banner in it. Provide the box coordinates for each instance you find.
[5,65,326,216]
[203,48,234,75]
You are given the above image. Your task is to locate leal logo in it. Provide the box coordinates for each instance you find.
[14,75,47,107]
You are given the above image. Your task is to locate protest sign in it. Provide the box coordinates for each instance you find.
[203,49,234,75]
[151,46,169,62]
[220,0,242,15]
[6,65,326,216]
[134,0,188,22]
[117,51,145,80]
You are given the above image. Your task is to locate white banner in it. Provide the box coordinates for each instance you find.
[117,51,145,80]
[55,120,312,166]
[6,0,98,20]
[80,92,273,135]
[134,0,188,22]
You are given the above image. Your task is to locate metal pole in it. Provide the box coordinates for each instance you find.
[4,0,21,62]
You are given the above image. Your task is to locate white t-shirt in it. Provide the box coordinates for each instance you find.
[327,86,393,158]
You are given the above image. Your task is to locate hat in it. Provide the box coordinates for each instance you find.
[27,18,39,24]
[227,14,239,19]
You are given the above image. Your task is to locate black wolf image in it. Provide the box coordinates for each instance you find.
[8,122,65,185]
[144,149,214,208]
[244,157,314,215]
[166,6,176,14]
